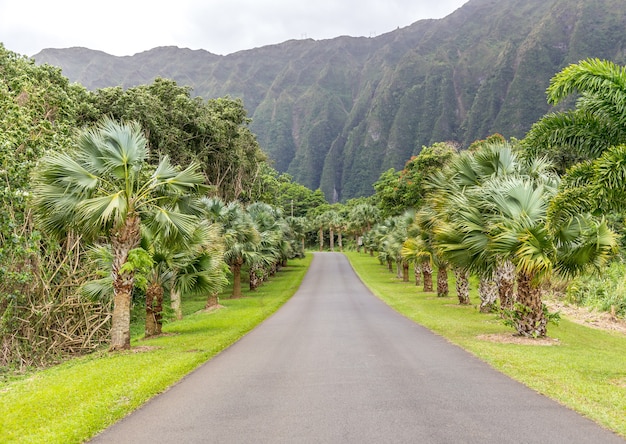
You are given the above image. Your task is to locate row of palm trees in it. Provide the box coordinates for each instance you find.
[363,140,616,338]
[359,58,626,338]
[30,59,624,347]
[32,119,304,350]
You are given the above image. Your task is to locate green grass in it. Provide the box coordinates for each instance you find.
[0,256,311,444]
[345,251,626,438]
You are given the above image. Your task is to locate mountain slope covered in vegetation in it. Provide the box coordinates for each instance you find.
[33,0,626,200]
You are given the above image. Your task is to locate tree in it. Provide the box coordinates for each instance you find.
[247,202,286,290]
[217,202,261,298]
[523,59,626,172]
[174,221,228,312]
[142,219,227,330]
[32,119,206,350]
[373,142,457,217]
[348,203,381,253]
[436,172,615,337]
[286,216,309,258]
[251,165,328,217]
[88,80,268,202]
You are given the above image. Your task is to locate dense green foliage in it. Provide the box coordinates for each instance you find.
[0,44,325,368]
[566,261,626,317]
[0,45,110,368]
[361,59,626,336]
[31,0,626,200]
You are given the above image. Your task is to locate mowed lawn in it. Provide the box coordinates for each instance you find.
[345,251,626,439]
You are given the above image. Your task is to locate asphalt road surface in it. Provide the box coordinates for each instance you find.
[91,252,624,443]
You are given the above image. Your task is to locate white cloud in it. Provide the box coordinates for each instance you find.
[0,0,468,57]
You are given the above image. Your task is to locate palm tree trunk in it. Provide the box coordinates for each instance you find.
[402,261,409,282]
[437,263,449,297]
[109,214,141,351]
[110,280,133,350]
[422,260,433,292]
[231,262,243,298]
[414,263,422,286]
[329,228,335,251]
[338,230,343,252]
[454,267,470,305]
[170,287,183,320]
[478,277,498,313]
[145,281,160,337]
[154,286,164,335]
[249,264,260,291]
[514,272,547,337]
[497,260,516,311]
[205,293,219,310]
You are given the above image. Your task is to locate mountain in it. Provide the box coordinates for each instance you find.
[32,0,626,201]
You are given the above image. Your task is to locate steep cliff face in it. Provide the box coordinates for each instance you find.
[33,0,626,200]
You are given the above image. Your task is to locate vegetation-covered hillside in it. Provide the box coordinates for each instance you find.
[32,0,626,200]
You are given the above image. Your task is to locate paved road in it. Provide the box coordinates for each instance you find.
[91,252,624,443]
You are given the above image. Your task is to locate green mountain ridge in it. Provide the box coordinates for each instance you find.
[32,0,626,201]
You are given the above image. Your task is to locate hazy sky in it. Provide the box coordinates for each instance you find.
[0,0,468,57]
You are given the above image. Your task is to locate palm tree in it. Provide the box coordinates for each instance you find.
[324,210,345,252]
[286,216,308,258]
[375,217,407,278]
[143,219,227,331]
[349,203,380,253]
[401,236,433,293]
[220,202,261,298]
[32,119,206,350]
[438,175,616,337]
[453,267,470,305]
[523,58,626,172]
[247,202,285,290]
[174,221,228,311]
[313,213,328,252]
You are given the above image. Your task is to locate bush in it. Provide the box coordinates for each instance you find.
[566,261,626,317]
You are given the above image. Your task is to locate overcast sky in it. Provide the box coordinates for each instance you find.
[0,0,468,57]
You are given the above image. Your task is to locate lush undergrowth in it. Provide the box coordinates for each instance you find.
[566,261,626,317]
[345,251,626,438]
[0,256,311,444]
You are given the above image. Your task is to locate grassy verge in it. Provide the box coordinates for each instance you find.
[0,255,311,444]
[345,251,626,438]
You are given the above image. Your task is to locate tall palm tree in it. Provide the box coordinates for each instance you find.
[32,119,206,350]
[401,236,433,293]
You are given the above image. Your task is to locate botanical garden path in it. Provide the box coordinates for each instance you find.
[90,252,624,443]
